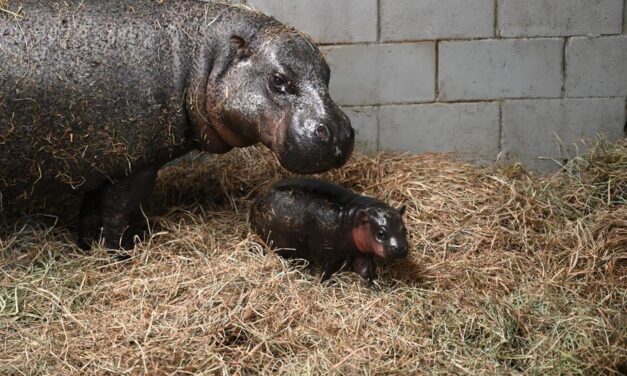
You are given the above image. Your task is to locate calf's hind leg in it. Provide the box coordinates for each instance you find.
[78,165,158,254]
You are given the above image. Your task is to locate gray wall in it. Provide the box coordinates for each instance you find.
[241,0,627,169]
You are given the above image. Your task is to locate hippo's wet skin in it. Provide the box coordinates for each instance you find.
[250,178,409,283]
[0,1,354,251]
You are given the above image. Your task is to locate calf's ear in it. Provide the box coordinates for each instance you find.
[357,209,370,224]
[398,205,406,216]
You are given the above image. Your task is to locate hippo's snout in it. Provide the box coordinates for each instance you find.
[276,105,354,174]
[384,233,409,260]
[308,108,354,151]
[389,244,409,260]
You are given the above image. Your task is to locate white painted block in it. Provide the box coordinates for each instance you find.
[502,98,625,170]
[322,43,436,106]
[499,0,624,37]
[566,36,627,97]
[247,0,377,43]
[342,106,379,153]
[439,39,563,100]
[381,0,494,41]
[378,103,500,160]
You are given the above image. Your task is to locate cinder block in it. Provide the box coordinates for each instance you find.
[378,103,500,160]
[498,0,623,37]
[566,36,627,97]
[342,106,379,154]
[439,39,563,100]
[381,0,494,41]
[247,0,377,43]
[502,98,625,170]
[322,43,436,106]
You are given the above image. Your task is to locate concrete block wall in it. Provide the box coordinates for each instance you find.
[243,0,626,169]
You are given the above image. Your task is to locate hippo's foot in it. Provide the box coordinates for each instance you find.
[78,164,158,257]
[77,186,105,251]
[320,258,345,283]
[352,256,376,284]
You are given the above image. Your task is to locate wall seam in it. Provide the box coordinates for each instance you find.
[498,101,504,155]
[562,37,568,97]
[375,106,381,152]
[339,97,626,109]
[494,0,500,38]
[318,36,574,47]
[435,41,440,102]
[376,0,381,43]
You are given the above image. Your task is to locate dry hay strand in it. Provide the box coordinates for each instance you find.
[1,140,625,375]
[0,0,22,19]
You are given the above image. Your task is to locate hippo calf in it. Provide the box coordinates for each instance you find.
[0,1,354,250]
[250,178,409,282]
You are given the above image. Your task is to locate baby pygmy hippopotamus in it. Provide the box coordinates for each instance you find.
[250,178,409,282]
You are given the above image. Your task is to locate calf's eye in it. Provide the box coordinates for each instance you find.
[376,229,388,241]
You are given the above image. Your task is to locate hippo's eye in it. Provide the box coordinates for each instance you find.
[376,228,388,242]
[269,73,291,94]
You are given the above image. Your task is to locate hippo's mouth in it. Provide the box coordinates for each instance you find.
[256,111,289,158]
[211,120,257,148]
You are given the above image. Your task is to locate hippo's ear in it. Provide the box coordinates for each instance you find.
[357,209,370,224]
[398,205,406,216]
[230,35,252,62]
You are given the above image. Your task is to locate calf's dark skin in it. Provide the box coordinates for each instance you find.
[250,178,409,283]
[0,1,354,251]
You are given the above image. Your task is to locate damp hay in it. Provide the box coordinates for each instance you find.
[1,140,625,375]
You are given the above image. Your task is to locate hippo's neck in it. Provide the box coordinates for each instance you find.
[182,3,262,154]
[183,30,234,154]
[341,204,373,255]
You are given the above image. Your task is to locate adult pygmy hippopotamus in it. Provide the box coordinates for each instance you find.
[0,1,354,250]
[250,178,409,283]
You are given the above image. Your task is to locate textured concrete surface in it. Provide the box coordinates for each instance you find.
[498,0,623,37]
[342,106,379,154]
[439,39,564,100]
[322,43,436,106]
[566,36,627,97]
[247,0,377,43]
[378,103,500,159]
[381,0,494,41]
[502,98,626,170]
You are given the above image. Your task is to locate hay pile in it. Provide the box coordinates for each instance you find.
[1,140,625,375]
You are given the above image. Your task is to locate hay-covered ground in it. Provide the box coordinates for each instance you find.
[1,141,625,375]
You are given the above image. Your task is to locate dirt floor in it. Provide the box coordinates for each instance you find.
[1,141,625,375]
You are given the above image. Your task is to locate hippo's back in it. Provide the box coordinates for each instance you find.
[250,180,346,243]
[0,0,221,209]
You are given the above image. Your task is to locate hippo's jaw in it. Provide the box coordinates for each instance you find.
[352,223,386,258]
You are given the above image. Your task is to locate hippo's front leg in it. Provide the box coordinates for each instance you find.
[320,257,345,282]
[78,165,158,255]
[352,256,376,283]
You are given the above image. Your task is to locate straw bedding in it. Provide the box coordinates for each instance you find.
[1,140,625,375]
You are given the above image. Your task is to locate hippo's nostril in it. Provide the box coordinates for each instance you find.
[316,125,330,141]
[391,245,408,259]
